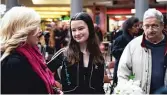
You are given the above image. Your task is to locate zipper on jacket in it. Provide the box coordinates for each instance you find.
[89,63,95,90]
[63,62,79,93]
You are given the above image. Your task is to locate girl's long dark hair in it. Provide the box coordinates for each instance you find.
[66,12,104,65]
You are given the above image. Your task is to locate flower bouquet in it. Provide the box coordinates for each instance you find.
[113,73,144,95]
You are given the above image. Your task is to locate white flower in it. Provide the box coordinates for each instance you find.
[113,80,143,95]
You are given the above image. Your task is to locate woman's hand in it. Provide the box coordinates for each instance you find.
[55,81,62,90]
[57,89,64,95]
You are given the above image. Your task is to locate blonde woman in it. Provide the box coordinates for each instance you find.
[0,7,62,94]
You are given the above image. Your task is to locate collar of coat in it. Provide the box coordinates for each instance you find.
[141,33,167,55]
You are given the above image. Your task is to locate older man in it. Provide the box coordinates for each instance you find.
[116,9,167,94]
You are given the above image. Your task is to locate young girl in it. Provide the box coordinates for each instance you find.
[48,12,105,94]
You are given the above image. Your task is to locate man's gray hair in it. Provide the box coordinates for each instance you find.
[143,8,164,23]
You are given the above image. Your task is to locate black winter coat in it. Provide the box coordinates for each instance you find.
[1,52,48,94]
[112,30,134,85]
[48,52,105,94]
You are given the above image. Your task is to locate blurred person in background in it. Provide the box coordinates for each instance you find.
[43,25,55,61]
[61,22,70,47]
[49,21,57,49]
[37,29,46,56]
[94,23,103,43]
[110,26,123,43]
[53,21,64,52]
[163,19,167,35]
[0,7,62,94]
[111,17,140,88]
[137,22,144,36]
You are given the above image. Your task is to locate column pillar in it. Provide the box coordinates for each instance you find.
[70,0,83,17]
[5,0,19,11]
[135,0,149,21]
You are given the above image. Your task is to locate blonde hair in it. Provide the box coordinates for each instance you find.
[0,6,41,61]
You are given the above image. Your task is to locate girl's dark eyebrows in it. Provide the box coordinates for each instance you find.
[78,26,84,28]
[72,26,85,29]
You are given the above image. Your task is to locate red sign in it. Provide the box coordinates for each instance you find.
[107,7,167,15]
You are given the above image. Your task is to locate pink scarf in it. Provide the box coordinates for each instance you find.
[16,44,56,94]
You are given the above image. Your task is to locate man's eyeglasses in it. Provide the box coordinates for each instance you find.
[143,24,160,30]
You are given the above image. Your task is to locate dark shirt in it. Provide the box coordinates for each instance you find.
[1,52,48,94]
[144,36,166,94]
[76,52,96,94]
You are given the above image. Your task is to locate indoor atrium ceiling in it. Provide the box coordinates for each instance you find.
[1,0,161,7]
[1,0,166,19]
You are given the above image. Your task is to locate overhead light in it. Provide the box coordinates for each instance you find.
[96,1,113,5]
[126,15,132,18]
[131,9,135,13]
[45,18,53,22]
[84,0,113,6]
[30,7,71,11]
[37,11,69,15]
[156,0,167,2]
[39,15,61,18]
[32,0,70,5]
[115,16,122,18]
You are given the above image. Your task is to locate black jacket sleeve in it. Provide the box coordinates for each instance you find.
[47,53,64,72]
[112,36,124,60]
[2,56,31,93]
[2,54,49,94]
[2,51,52,94]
